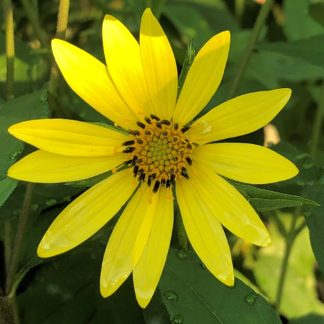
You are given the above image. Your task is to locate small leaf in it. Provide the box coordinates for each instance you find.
[0,90,49,179]
[159,248,281,324]
[259,35,324,69]
[0,177,17,208]
[232,182,319,212]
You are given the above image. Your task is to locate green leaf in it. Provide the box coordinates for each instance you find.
[289,313,324,324]
[259,35,324,69]
[0,90,49,179]
[159,248,281,324]
[283,0,324,41]
[254,214,324,319]
[309,2,324,27]
[0,35,49,99]
[0,177,17,208]
[232,182,319,212]
[305,183,324,273]
[17,231,145,324]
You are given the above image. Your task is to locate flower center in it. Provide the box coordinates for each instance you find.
[123,114,194,192]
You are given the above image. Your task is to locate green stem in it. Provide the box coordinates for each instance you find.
[274,213,299,312]
[6,183,35,296]
[310,82,324,158]
[228,0,274,99]
[20,0,48,47]
[48,0,70,102]
[3,0,15,100]
[235,0,245,23]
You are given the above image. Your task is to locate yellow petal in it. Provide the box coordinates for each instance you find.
[102,15,152,118]
[133,187,174,308]
[176,176,234,286]
[194,143,298,184]
[8,150,125,183]
[8,150,126,183]
[100,185,158,297]
[140,8,178,119]
[37,169,137,258]
[8,119,127,157]
[185,163,271,247]
[173,31,230,125]
[188,89,292,144]
[52,39,137,129]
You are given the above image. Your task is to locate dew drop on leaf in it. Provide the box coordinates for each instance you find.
[172,314,184,324]
[244,292,258,305]
[177,250,188,259]
[164,290,178,302]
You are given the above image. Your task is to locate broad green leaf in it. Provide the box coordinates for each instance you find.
[289,313,324,324]
[254,214,324,319]
[17,222,145,324]
[0,35,49,99]
[164,0,238,48]
[159,248,281,324]
[0,177,17,207]
[233,182,318,212]
[283,0,324,41]
[0,90,49,179]
[309,2,324,27]
[259,35,324,69]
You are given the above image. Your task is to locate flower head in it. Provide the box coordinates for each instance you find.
[8,8,298,308]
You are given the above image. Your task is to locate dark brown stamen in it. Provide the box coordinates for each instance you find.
[122,140,135,146]
[153,180,160,193]
[150,114,160,121]
[136,121,146,129]
[186,157,193,165]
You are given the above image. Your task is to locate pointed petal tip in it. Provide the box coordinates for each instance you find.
[217,271,235,287]
[136,294,151,309]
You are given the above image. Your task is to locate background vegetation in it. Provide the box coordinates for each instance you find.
[1,0,324,323]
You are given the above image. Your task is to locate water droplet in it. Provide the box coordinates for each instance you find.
[244,292,258,305]
[45,198,57,206]
[172,314,184,324]
[177,250,188,259]
[164,290,178,302]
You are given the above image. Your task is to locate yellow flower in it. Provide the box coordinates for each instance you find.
[8,8,298,308]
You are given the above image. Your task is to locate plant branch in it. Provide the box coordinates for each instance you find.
[310,81,324,158]
[228,0,274,99]
[3,0,15,100]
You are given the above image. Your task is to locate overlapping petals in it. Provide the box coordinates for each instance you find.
[52,39,137,129]
[38,169,138,257]
[7,7,299,310]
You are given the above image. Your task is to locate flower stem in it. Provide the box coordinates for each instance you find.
[48,0,70,102]
[228,0,274,99]
[310,82,324,158]
[6,183,34,296]
[274,212,299,312]
[3,0,15,100]
[20,0,48,47]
